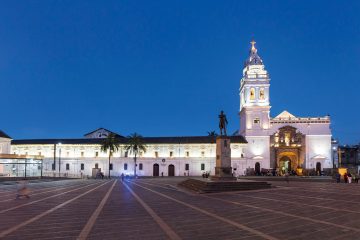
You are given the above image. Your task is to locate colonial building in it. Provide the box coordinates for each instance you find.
[0,41,333,177]
[239,40,332,174]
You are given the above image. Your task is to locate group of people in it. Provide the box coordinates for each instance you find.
[202,172,210,178]
[336,172,359,183]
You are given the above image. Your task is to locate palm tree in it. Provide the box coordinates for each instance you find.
[207,131,218,137]
[124,133,147,178]
[100,133,120,179]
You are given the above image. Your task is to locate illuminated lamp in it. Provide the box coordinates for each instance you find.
[338,168,347,176]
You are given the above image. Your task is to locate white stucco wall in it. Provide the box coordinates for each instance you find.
[0,137,11,154]
[305,135,332,169]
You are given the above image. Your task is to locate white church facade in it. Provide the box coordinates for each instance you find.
[0,41,332,178]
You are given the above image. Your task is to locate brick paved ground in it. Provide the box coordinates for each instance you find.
[1,177,360,240]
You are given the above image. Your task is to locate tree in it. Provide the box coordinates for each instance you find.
[100,133,120,179]
[124,133,147,178]
[207,131,218,137]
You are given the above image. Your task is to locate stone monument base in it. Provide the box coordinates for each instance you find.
[211,167,236,181]
[179,178,272,193]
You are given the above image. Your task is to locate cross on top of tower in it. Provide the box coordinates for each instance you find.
[250,40,256,50]
[244,39,263,66]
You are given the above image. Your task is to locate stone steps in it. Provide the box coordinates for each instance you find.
[178,178,272,193]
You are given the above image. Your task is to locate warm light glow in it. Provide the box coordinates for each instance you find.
[338,168,347,176]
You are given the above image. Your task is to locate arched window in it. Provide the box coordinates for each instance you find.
[250,88,255,100]
[259,88,265,100]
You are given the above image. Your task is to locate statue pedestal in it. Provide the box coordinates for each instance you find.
[211,136,236,181]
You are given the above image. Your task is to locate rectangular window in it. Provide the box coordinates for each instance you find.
[155,151,158,158]
[201,151,205,157]
[80,163,84,170]
[201,163,205,171]
[169,151,173,158]
[254,118,260,124]
[186,151,189,157]
[66,163,69,170]
[95,152,99,157]
[185,164,189,171]
[139,163,143,170]
[124,151,128,158]
[124,163,128,170]
[109,163,113,170]
[81,152,84,157]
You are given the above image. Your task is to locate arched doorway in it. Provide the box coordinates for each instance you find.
[168,164,175,176]
[316,162,321,175]
[255,162,261,175]
[279,156,292,174]
[153,164,159,177]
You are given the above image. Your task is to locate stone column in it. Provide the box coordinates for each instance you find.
[211,136,236,180]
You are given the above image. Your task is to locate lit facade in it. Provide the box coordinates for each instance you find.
[0,41,332,177]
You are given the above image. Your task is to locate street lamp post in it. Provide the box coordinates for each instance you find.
[58,143,62,177]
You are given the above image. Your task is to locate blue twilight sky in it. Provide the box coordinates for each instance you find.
[0,0,359,144]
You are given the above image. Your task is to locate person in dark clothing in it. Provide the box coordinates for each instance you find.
[344,173,348,183]
[335,173,341,183]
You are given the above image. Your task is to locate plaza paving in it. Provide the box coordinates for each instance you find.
[1,177,360,240]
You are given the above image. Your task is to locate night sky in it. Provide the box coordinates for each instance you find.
[1,1,359,144]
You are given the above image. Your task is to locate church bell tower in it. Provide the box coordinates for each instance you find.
[239,40,271,136]
[239,40,271,168]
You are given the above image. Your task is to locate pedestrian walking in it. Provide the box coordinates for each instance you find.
[335,172,341,183]
[344,173,348,183]
[16,180,30,199]
[348,173,352,183]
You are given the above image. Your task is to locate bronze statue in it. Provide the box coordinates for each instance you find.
[219,110,228,136]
